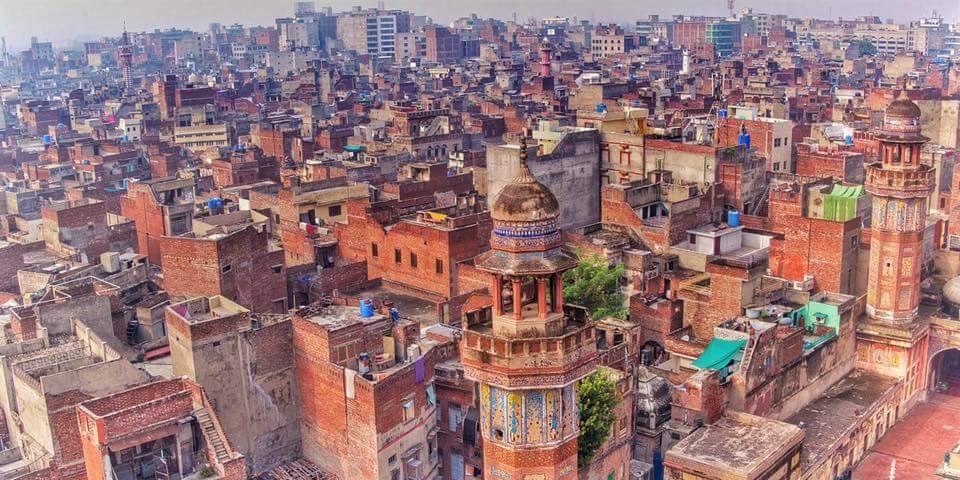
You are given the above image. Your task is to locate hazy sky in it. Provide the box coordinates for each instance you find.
[0,0,957,51]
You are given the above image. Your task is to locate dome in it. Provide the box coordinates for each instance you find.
[491,136,560,224]
[877,90,925,142]
[886,92,922,119]
[944,276,960,306]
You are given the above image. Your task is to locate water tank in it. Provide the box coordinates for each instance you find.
[727,210,741,227]
[206,197,223,211]
[359,299,375,318]
[595,104,608,113]
[42,134,52,145]
[738,131,751,149]
[718,109,728,119]
[844,135,853,145]
[390,308,400,323]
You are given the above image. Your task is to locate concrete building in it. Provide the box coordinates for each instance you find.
[487,124,601,231]
[166,296,300,474]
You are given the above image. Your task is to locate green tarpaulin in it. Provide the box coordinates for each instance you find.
[692,338,747,370]
[822,184,864,222]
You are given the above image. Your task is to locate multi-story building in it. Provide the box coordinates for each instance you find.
[591,24,626,58]
[160,225,288,313]
[425,27,461,64]
[120,176,195,265]
[337,8,410,56]
[293,301,441,480]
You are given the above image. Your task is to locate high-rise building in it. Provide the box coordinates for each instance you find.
[462,135,597,479]
[857,92,934,400]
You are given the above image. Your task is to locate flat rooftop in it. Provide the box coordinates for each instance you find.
[786,369,899,472]
[667,410,803,477]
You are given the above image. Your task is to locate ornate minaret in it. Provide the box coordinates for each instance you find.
[118,25,133,94]
[858,91,933,397]
[539,39,553,78]
[461,135,597,480]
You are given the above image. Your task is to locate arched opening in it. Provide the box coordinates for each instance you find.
[929,348,960,396]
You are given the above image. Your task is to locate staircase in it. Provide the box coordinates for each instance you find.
[195,409,230,463]
[750,184,769,216]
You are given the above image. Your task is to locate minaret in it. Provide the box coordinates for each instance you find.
[539,39,553,78]
[118,24,133,94]
[461,134,597,480]
[858,91,934,397]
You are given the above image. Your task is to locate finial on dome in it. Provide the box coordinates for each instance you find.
[517,130,535,183]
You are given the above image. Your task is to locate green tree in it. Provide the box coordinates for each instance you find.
[563,251,627,320]
[578,370,618,468]
[854,39,877,56]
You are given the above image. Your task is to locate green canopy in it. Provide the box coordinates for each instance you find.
[692,338,746,370]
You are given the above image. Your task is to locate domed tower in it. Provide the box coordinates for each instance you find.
[461,135,597,480]
[858,91,934,393]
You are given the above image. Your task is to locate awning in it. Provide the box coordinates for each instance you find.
[692,338,746,370]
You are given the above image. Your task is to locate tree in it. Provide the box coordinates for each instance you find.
[578,370,618,468]
[563,250,627,320]
[854,39,877,56]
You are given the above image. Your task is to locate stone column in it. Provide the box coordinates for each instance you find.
[513,278,522,321]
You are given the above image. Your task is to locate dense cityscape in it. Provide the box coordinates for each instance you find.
[0,2,959,479]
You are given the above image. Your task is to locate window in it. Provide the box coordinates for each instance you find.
[271,264,282,274]
[448,403,461,432]
[410,253,418,269]
[395,248,402,264]
[436,258,443,274]
[371,243,379,258]
[328,205,342,217]
[221,264,232,274]
[774,138,782,147]
[402,399,416,422]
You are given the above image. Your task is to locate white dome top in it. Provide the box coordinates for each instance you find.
[944,276,960,305]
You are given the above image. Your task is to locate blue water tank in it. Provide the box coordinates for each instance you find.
[207,198,223,211]
[844,135,854,145]
[42,134,52,145]
[359,299,375,318]
[738,132,751,149]
[728,210,741,227]
[595,104,607,113]
[718,109,728,119]
[390,308,400,323]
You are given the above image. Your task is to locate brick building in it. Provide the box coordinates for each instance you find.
[293,301,442,480]
[336,194,491,324]
[425,27,462,64]
[160,225,288,313]
[794,140,866,183]
[40,198,136,263]
[120,177,195,265]
[77,378,245,480]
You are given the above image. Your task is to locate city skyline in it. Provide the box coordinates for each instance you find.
[0,0,957,50]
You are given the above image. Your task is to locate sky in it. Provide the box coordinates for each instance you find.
[0,0,957,51]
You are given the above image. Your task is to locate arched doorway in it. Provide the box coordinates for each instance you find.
[929,348,960,395]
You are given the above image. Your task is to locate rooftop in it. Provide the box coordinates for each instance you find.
[667,410,804,477]
[786,370,899,472]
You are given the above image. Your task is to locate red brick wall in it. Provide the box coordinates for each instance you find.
[161,228,288,313]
